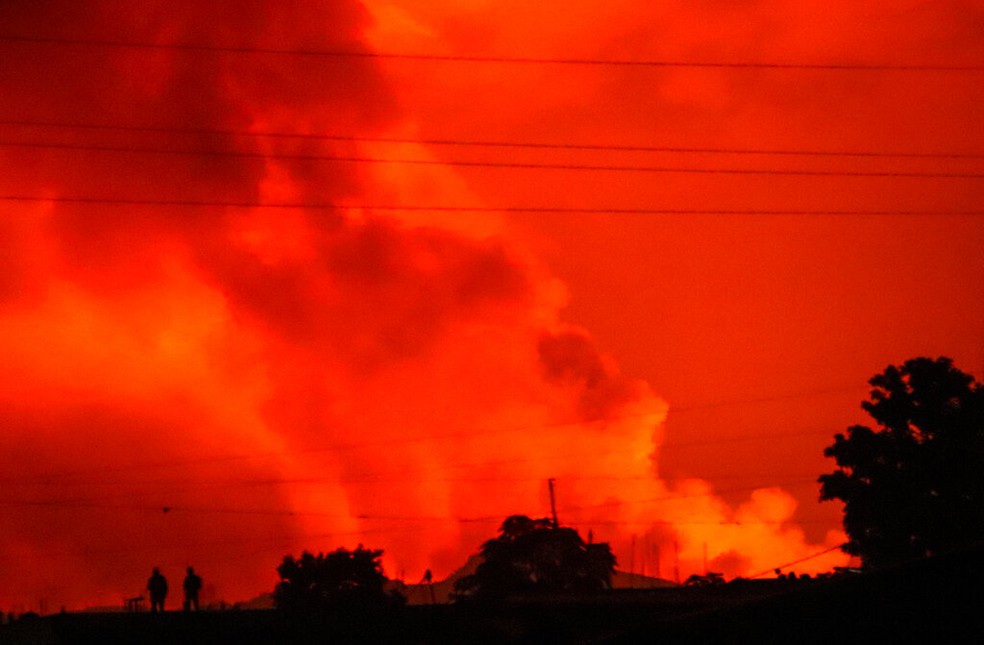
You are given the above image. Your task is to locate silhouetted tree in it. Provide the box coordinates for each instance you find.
[820,357,984,568]
[273,546,403,611]
[454,515,616,599]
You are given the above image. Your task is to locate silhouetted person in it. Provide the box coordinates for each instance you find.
[183,567,202,611]
[147,568,168,612]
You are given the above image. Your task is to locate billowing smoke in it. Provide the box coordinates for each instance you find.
[0,1,846,611]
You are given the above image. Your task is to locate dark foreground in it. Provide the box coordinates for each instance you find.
[3,547,983,644]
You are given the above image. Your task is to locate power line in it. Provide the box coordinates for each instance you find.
[1,196,981,216]
[2,34,982,72]
[0,423,831,487]
[0,383,868,485]
[669,386,862,413]
[0,500,832,527]
[0,444,823,486]
[574,518,835,527]
[2,473,837,542]
[556,479,820,514]
[0,496,500,523]
[4,118,982,159]
[1,470,822,490]
[0,470,825,509]
[0,497,498,522]
[4,140,984,178]
[749,543,848,578]
[45,526,403,559]
[0,429,834,487]
[0,407,663,482]
[660,428,833,450]
[0,477,823,517]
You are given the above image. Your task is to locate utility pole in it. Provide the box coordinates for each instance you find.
[629,534,636,577]
[548,478,559,528]
[673,541,680,585]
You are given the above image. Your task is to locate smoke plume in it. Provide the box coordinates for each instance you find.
[0,0,850,610]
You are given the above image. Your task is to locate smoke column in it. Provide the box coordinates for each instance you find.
[0,1,845,610]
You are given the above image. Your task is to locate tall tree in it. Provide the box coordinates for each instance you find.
[819,357,984,568]
[454,515,616,599]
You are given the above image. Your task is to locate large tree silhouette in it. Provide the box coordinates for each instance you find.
[453,515,616,599]
[273,546,402,610]
[820,357,984,568]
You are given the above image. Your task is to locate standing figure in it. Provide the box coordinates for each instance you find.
[183,567,203,611]
[147,568,168,612]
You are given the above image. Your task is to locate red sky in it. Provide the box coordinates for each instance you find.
[1,0,983,611]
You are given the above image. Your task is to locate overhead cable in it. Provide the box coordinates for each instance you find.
[3,118,981,159]
[2,140,983,178]
[2,34,982,72]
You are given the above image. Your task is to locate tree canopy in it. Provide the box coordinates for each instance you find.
[819,357,984,568]
[273,546,401,611]
[453,515,616,599]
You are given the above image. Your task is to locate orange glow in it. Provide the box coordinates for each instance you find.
[1,0,983,611]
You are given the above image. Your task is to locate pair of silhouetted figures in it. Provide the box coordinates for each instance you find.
[147,567,202,612]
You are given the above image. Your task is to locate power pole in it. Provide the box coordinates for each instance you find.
[674,541,680,585]
[629,534,636,577]
[548,478,559,528]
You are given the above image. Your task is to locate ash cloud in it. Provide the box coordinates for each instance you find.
[0,0,867,611]
[538,329,644,421]
[0,0,657,610]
